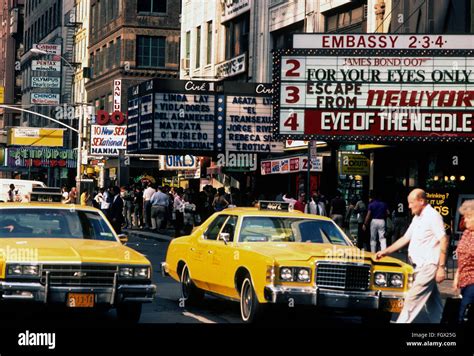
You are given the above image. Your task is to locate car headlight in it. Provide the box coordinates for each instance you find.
[374,272,387,287]
[120,267,150,279]
[280,267,293,281]
[7,264,40,276]
[134,267,150,278]
[296,268,311,282]
[23,265,40,276]
[119,267,134,278]
[389,273,404,288]
[7,265,23,276]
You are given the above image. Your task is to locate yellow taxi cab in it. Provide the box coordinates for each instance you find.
[0,187,156,322]
[162,201,413,323]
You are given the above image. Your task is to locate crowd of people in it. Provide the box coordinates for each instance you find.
[60,184,246,237]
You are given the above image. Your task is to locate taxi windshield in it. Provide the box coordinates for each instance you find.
[0,208,116,241]
[239,217,350,245]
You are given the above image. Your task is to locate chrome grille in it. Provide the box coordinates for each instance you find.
[316,263,371,291]
[41,264,118,287]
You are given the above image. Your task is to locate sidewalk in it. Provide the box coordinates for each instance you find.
[126,229,457,298]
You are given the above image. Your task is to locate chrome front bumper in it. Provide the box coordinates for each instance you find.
[264,285,404,311]
[0,281,157,305]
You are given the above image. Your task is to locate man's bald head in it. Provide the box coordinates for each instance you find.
[408,188,427,216]
[408,188,426,202]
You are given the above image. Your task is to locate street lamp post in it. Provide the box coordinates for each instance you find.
[30,48,83,202]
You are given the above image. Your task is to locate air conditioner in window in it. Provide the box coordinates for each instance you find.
[181,58,190,70]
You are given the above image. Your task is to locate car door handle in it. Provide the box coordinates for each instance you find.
[208,250,214,254]
[190,247,196,252]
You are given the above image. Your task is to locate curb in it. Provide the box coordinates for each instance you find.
[124,228,174,242]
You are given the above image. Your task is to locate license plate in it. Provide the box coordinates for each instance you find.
[383,299,404,313]
[67,293,95,308]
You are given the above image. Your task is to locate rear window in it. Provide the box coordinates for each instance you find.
[0,208,116,241]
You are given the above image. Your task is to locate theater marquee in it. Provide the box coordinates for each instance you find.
[273,37,474,143]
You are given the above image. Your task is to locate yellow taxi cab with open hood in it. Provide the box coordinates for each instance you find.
[162,201,413,323]
[0,187,156,323]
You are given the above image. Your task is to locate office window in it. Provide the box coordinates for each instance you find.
[195,26,201,68]
[185,31,190,60]
[136,36,166,68]
[115,38,121,67]
[225,14,249,60]
[137,0,167,13]
[207,21,212,65]
[108,41,115,68]
[89,52,94,77]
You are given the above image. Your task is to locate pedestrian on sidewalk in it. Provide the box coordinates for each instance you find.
[376,188,449,323]
[174,188,185,237]
[213,188,229,212]
[453,200,474,323]
[363,191,390,252]
[133,186,143,229]
[143,183,156,230]
[354,195,369,250]
[183,194,197,235]
[330,191,346,228]
[121,186,134,229]
[150,186,168,232]
[109,186,124,234]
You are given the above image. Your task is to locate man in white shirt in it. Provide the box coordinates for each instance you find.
[142,183,156,229]
[376,188,449,323]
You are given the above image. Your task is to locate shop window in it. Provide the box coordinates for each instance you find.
[272,21,304,50]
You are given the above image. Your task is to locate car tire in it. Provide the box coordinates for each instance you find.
[116,303,142,323]
[240,275,263,323]
[180,265,204,306]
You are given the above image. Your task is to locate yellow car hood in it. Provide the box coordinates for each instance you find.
[0,238,149,265]
[240,242,404,265]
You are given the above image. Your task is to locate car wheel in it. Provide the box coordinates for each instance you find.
[240,275,263,323]
[180,265,204,306]
[116,303,142,323]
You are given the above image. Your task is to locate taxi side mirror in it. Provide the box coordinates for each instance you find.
[219,232,230,245]
[118,234,128,244]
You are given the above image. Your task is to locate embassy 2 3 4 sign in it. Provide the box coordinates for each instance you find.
[273,34,474,143]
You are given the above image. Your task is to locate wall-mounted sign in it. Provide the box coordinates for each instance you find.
[223,82,284,153]
[293,34,474,50]
[95,110,127,125]
[32,60,61,71]
[0,86,4,104]
[160,155,199,170]
[90,125,127,156]
[31,93,60,105]
[216,53,246,79]
[261,155,323,175]
[8,127,64,147]
[113,80,122,112]
[221,0,250,22]
[32,77,60,89]
[7,147,76,168]
[33,43,62,55]
[273,45,474,143]
[338,151,370,176]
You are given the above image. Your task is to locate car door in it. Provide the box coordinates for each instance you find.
[190,214,228,288]
[204,215,239,296]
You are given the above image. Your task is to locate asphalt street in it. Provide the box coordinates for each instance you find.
[0,232,457,325]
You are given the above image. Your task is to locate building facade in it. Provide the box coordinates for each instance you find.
[85,0,181,186]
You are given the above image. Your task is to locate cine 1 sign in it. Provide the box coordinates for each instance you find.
[273,47,474,143]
